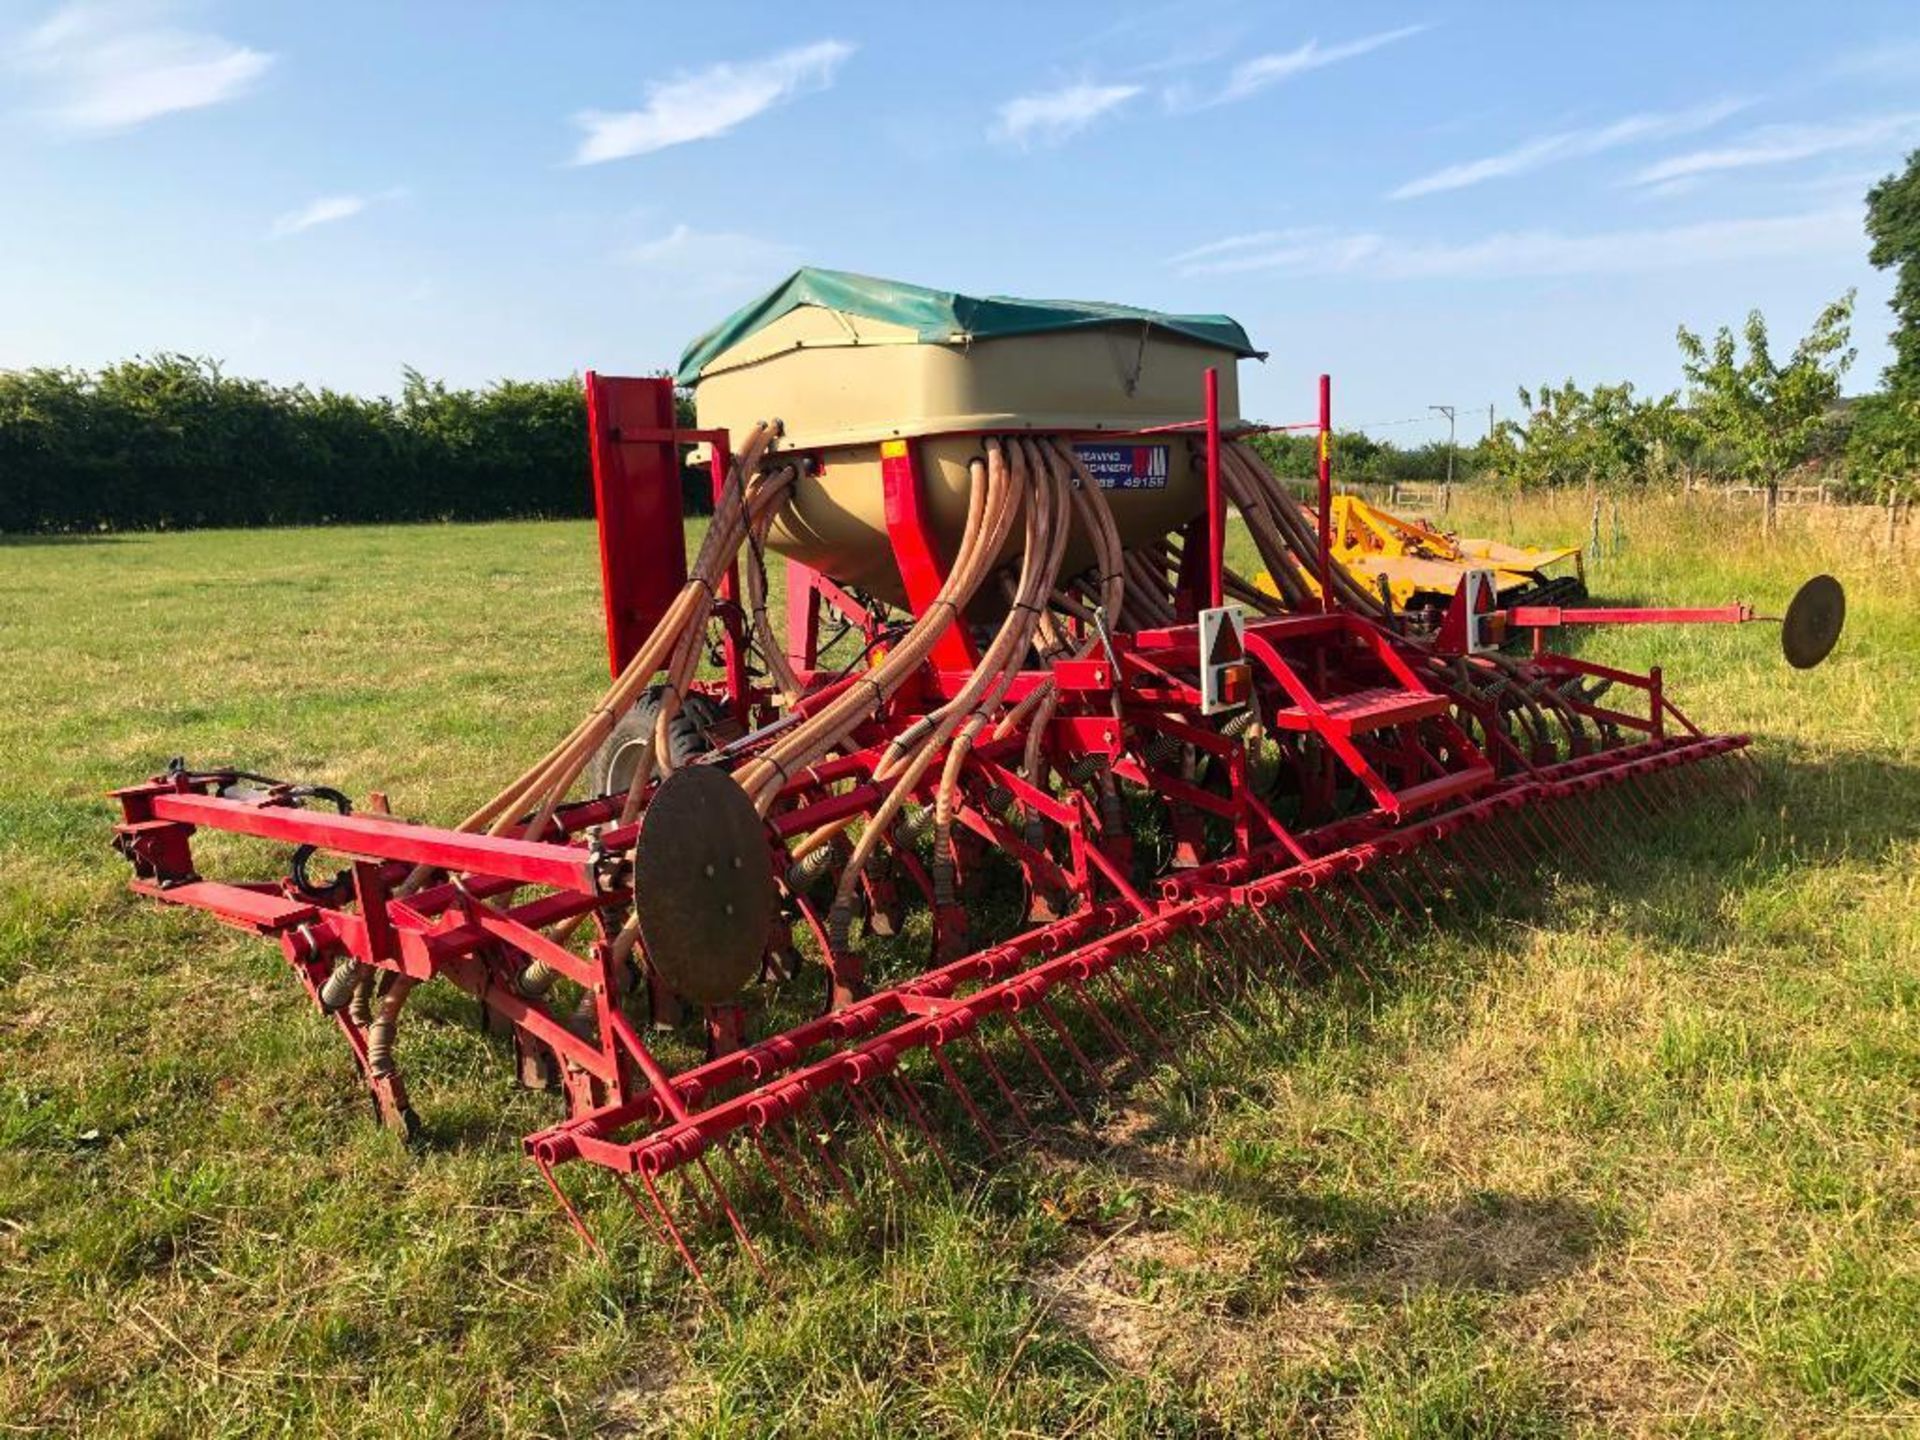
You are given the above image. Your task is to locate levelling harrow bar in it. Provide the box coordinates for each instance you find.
[112,338,1841,1280]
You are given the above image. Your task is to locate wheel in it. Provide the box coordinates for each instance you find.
[588,684,717,797]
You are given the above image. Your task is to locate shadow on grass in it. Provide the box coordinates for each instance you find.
[0,532,140,547]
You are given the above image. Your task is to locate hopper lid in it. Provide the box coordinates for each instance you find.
[676,266,1265,385]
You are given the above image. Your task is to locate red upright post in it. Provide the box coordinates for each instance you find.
[1317,373,1334,612]
[881,438,978,671]
[1204,367,1224,612]
[709,437,751,721]
[585,373,688,678]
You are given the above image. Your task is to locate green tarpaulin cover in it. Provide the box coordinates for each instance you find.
[676,267,1263,384]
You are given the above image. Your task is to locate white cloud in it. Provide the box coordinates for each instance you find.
[570,40,853,165]
[1168,208,1860,280]
[1391,99,1747,199]
[15,1,272,133]
[270,187,406,238]
[272,195,364,237]
[1176,25,1425,110]
[992,81,1142,147]
[1630,113,1920,186]
[618,224,797,294]
[1165,230,1296,266]
[1825,39,1920,83]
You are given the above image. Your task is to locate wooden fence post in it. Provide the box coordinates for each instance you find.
[1765,480,1778,538]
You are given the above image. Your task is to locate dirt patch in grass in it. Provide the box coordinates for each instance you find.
[1351,1193,1603,1297]
[1033,1224,1356,1382]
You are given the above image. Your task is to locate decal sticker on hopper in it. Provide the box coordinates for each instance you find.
[1073,443,1170,491]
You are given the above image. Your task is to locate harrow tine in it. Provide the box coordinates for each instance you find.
[753,1130,822,1244]
[1362,866,1419,928]
[1378,856,1433,926]
[1065,978,1142,1067]
[847,1083,917,1196]
[1303,890,1375,985]
[1183,935,1262,1042]
[640,1169,710,1287]
[1035,995,1113,1096]
[1097,971,1193,1088]
[702,1148,773,1282]
[888,1070,960,1187]
[800,1112,863,1208]
[966,1030,1041,1138]
[932,1042,1006,1158]
[536,1154,606,1261]
[1130,950,1227,1070]
[1006,1012,1090,1126]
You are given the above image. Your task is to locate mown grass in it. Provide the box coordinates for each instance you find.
[0,493,1915,1437]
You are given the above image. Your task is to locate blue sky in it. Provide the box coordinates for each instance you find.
[3,2,1917,444]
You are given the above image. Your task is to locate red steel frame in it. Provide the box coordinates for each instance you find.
[111,366,1756,1261]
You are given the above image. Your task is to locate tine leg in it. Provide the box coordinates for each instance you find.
[933,1042,1005,1157]
[536,1156,605,1260]
[802,1114,862,1207]
[889,1072,959,1186]
[1008,1013,1089,1125]
[967,1031,1039,1138]
[753,1131,821,1243]
[1036,997,1111,1095]
[848,1084,915,1196]
[640,1169,708,1287]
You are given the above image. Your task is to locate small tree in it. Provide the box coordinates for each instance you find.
[1676,294,1855,486]
[1485,378,1678,489]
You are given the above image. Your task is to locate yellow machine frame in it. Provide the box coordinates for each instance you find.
[1259,493,1585,615]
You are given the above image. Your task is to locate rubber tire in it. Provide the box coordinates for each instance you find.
[589,685,716,797]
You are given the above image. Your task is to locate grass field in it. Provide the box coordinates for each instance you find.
[1,492,1916,1437]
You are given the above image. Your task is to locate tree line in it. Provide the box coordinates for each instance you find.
[0,360,712,533]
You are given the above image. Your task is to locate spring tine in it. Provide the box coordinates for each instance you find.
[802,1112,862,1207]
[641,1169,709,1286]
[1363,865,1418,927]
[1067,978,1155,1088]
[1343,874,1397,945]
[847,1083,916,1196]
[1515,806,1568,870]
[1621,776,1656,823]
[1183,937,1260,1042]
[1381,857,1433,925]
[933,1043,1005,1157]
[753,1130,821,1243]
[1035,996,1112,1095]
[612,1172,671,1255]
[1007,1012,1090,1125]
[967,1030,1040,1138]
[1098,972,1192,1086]
[702,1148,773,1282]
[673,1158,723,1233]
[888,1071,959,1187]
[769,1116,833,1209]
[535,1155,606,1260]
[1132,953,1225,1070]
[1305,890,1375,983]
[1475,815,1529,879]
